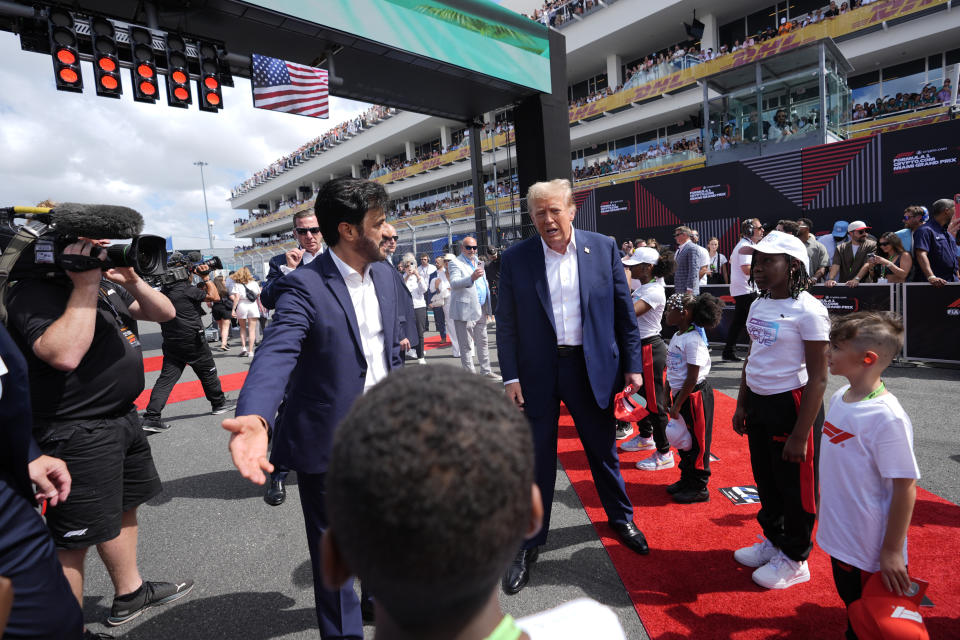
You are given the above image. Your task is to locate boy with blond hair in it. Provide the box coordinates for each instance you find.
[818,312,920,639]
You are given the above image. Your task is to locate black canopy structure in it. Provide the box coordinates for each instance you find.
[0,0,571,247]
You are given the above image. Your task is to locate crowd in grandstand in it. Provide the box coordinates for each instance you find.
[230,105,395,198]
[369,123,513,179]
[851,79,954,121]
[567,0,883,108]
[573,137,703,181]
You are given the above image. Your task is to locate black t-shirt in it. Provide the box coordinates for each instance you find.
[7,278,145,424]
[159,280,207,343]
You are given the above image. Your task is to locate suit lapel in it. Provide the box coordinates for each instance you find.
[530,239,557,335]
[575,230,591,316]
[319,252,363,353]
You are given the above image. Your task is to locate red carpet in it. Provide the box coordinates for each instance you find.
[556,392,960,639]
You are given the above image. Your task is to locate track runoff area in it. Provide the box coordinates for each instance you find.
[97,314,959,640]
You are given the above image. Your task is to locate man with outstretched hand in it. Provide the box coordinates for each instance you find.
[223,177,404,639]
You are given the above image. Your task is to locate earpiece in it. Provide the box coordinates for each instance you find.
[863,352,877,366]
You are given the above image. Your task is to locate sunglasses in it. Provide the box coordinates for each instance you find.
[463,245,478,251]
[295,226,321,235]
[387,235,399,241]
[852,229,868,234]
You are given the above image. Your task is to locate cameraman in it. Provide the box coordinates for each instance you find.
[141,252,230,432]
[6,239,194,630]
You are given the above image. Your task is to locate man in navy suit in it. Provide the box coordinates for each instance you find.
[223,177,404,639]
[496,179,650,595]
[259,209,324,506]
[260,208,325,310]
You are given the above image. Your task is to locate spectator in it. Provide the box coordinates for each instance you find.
[936,78,952,104]
[723,218,763,362]
[210,276,236,351]
[797,218,829,283]
[705,236,728,284]
[896,205,927,254]
[768,109,796,142]
[688,229,711,286]
[401,256,428,365]
[672,226,701,294]
[819,220,849,263]
[230,267,261,358]
[826,221,878,286]
[913,198,960,286]
[853,231,914,284]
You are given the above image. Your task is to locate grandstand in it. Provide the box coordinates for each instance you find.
[230,0,960,276]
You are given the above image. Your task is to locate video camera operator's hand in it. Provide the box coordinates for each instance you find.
[194,263,210,276]
[103,265,140,287]
[63,240,106,289]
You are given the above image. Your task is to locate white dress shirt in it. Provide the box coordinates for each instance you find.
[279,248,321,275]
[541,237,583,346]
[329,249,387,392]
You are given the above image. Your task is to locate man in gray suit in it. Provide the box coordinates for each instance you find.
[448,236,501,380]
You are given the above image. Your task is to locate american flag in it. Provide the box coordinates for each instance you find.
[251,53,329,119]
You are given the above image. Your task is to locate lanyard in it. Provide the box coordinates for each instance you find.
[861,381,885,402]
[98,284,125,325]
[483,615,522,640]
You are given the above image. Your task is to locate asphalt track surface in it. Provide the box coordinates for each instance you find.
[80,315,960,639]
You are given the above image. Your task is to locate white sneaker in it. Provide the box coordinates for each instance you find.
[734,535,778,568]
[621,434,656,452]
[751,550,810,589]
[418,358,427,365]
[635,450,674,470]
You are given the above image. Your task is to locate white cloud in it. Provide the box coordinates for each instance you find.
[0,32,370,247]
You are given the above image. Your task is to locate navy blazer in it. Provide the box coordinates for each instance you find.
[236,251,404,473]
[259,253,289,310]
[495,230,643,413]
[0,323,42,504]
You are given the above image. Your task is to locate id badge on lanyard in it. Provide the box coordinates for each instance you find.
[99,285,141,348]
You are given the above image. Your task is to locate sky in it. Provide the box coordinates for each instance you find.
[0,31,372,249]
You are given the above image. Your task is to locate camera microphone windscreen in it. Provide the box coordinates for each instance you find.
[49,203,144,239]
[186,251,203,263]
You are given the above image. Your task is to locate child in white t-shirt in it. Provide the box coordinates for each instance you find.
[818,312,919,639]
[620,249,675,458]
[647,292,722,504]
[732,231,830,590]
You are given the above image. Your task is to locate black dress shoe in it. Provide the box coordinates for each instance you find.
[263,478,286,506]
[722,351,743,362]
[610,521,650,555]
[502,546,539,595]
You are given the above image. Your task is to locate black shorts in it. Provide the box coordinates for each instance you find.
[38,409,162,549]
[211,303,232,321]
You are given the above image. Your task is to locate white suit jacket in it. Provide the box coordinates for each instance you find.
[447,254,491,322]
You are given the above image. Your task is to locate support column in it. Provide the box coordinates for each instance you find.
[469,121,489,252]
[606,53,622,89]
[440,125,451,151]
[351,164,360,178]
[514,29,570,237]
[375,153,385,165]
[700,13,718,54]
[405,141,415,161]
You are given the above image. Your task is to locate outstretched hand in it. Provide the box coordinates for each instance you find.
[222,415,273,484]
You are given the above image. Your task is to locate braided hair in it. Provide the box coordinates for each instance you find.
[749,253,811,299]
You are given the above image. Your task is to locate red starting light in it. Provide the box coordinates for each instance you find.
[137,64,154,78]
[98,57,117,72]
[139,81,157,96]
[56,48,76,65]
[59,68,79,84]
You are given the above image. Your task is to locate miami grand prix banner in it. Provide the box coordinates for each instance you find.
[903,284,960,363]
[590,118,960,256]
